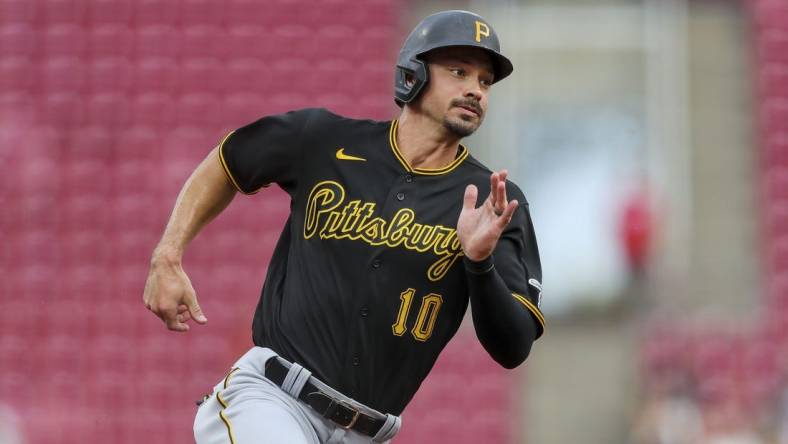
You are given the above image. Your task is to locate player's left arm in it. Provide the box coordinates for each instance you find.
[457,170,544,369]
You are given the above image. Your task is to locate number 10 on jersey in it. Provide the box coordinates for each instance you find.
[392,288,443,342]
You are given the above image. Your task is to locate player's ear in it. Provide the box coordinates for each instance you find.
[404,73,416,88]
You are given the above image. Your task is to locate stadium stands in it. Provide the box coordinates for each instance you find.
[0,1,520,442]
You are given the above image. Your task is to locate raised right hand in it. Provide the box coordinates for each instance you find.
[143,257,207,332]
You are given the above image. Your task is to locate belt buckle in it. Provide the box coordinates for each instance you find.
[335,401,361,430]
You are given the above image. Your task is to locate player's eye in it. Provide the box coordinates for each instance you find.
[480,78,493,88]
[449,67,465,77]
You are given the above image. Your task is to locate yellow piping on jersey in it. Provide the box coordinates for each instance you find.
[388,120,469,176]
[216,367,240,444]
[512,292,546,333]
[217,131,268,195]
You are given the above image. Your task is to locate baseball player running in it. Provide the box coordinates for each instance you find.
[143,10,545,444]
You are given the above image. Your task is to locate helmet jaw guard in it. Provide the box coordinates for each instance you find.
[394,10,514,107]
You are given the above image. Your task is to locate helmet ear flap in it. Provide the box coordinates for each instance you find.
[394,58,429,107]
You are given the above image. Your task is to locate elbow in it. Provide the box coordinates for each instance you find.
[493,342,532,369]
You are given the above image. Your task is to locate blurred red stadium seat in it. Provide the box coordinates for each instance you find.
[111,194,162,232]
[759,63,788,98]
[765,200,788,239]
[89,25,134,59]
[61,263,114,302]
[116,125,160,162]
[222,92,264,126]
[225,25,271,60]
[68,125,114,160]
[269,24,312,60]
[0,91,33,111]
[87,0,132,25]
[0,57,33,92]
[0,24,35,57]
[133,0,180,27]
[763,132,788,168]
[764,166,788,202]
[40,92,87,128]
[757,29,788,64]
[176,92,222,128]
[60,229,112,267]
[162,124,216,161]
[113,158,161,195]
[113,230,160,267]
[179,25,224,58]
[61,157,111,195]
[0,0,36,25]
[1,4,409,442]
[180,0,227,26]
[179,58,222,94]
[224,58,267,93]
[307,59,353,96]
[226,0,269,26]
[43,24,88,59]
[41,57,86,93]
[134,25,178,59]
[39,0,86,25]
[88,57,133,93]
[130,92,177,129]
[755,0,788,31]
[85,92,131,129]
[464,412,510,443]
[356,25,397,61]
[60,194,112,232]
[311,24,357,60]
[760,98,788,134]
[133,56,179,93]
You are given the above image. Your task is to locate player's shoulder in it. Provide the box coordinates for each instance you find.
[463,153,529,206]
[296,108,390,132]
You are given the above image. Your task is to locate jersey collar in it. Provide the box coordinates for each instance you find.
[388,120,469,176]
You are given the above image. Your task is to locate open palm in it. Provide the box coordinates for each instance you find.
[457,170,519,262]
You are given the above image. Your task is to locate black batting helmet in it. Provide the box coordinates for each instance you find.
[394,10,514,106]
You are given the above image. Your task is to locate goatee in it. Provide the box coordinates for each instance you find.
[443,117,478,138]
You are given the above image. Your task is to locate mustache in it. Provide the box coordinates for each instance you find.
[451,98,482,115]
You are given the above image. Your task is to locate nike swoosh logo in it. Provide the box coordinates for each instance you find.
[336,148,366,162]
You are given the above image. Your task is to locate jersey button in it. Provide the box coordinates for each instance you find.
[396,192,405,201]
[405,174,413,183]
[360,307,369,317]
[352,356,360,366]
[372,260,381,269]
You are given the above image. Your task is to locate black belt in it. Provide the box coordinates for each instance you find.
[264,358,386,438]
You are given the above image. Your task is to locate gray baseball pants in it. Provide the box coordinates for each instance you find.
[193,347,401,444]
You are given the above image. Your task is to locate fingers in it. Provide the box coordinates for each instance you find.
[160,303,189,332]
[498,170,509,210]
[495,199,519,228]
[144,278,206,331]
[186,293,208,325]
[489,170,509,216]
[488,172,499,206]
[177,304,192,323]
[463,184,478,211]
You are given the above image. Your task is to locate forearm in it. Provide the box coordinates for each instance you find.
[153,147,237,263]
[465,256,537,369]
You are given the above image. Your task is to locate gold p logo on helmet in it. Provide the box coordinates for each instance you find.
[475,20,490,42]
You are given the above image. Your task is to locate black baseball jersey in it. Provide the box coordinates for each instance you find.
[218,108,544,415]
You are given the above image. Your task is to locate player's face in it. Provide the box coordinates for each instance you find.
[420,47,494,138]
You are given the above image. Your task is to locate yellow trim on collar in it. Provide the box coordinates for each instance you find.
[388,120,469,176]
